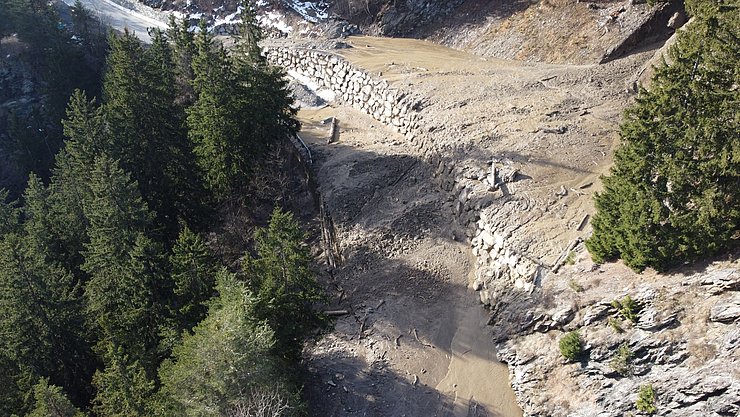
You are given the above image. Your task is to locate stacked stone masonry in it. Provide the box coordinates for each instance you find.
[265,46,545,299]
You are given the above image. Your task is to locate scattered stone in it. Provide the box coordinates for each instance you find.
[582,304,610,326]
[710,296,740,324]
[699,268,740,294]
[636,307,678,331]
[538,126,568,134]
[551,306,575,325]
[479,230,496,248]
[667,11,687,29]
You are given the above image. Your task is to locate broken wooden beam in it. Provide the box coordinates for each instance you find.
[552,237,583,273]
[324,309,350,316]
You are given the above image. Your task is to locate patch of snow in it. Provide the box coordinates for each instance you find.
[259,11,293,33]
[286,0,329,23]
[61,0,167,31]
[213,6,243,26]
[287,69,336,103]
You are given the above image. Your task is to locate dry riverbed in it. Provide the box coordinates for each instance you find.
[299,104,523,417]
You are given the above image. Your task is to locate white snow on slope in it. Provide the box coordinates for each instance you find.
[287,69,336,103]
[286,0,328,23]
[213,6,243,26]
[259,11,293,33]
[62,0,167,43]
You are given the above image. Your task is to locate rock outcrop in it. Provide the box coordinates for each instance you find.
[495,263,740,417]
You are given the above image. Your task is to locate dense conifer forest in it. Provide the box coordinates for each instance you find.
[0,1,325,416]
[0,0,106,192]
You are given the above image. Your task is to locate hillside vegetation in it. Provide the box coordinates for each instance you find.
[0,2,326,416]
[587,0,739,271]
[0,0,105,193]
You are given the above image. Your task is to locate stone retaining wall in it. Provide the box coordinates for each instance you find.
[264,47,421,137]
[265,45,545,299]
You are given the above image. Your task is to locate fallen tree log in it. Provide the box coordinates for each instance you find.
[324,310,350,316]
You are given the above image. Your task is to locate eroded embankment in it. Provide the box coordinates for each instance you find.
[293,99,524,417]
[268,44,531,416]
[264,39,578,416]
[268,36,739,417]
[265,42,549,300]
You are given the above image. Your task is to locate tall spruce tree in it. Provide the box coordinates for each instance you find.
[243,207,327,361]
[232,0,299,156]
[587,0,739,271]
[169,225,218,332]
[235,0,265,65]
[60,90,108,164]
[146,28,207,230]
[23,173,71,270]
[41,90,108,274]
[166,16,197,107]
[91,343,155,417]
[187,15,298,199]
[103,30,195,238]
[102,29,149,166]
[158,269,292,417]
[27,378,86,417]
[187,21,248,198]
[81,155,163,365]
[0,227,90,408]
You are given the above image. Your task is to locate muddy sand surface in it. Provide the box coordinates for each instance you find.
[299,104,522,417]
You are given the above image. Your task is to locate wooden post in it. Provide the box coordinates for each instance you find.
[328,117,339,143]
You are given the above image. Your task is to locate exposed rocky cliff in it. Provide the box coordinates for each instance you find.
[490,252,739,416]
